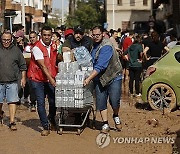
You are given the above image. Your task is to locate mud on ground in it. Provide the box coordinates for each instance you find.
[0,82,180,154]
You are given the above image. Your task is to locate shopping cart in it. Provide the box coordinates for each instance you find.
[56,49,95,135]
[55,73,95,135]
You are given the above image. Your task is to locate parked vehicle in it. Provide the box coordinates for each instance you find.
[142,45,180,112]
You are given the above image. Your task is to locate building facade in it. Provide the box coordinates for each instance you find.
[106,0,152,31]
[155,0,180,37]
[1,0,52,33]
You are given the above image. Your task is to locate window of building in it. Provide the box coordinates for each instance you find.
[117,0,122,5]
[143,0,148,6]
[130,0,135,6]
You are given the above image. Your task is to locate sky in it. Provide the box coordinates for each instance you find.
[52,0,69,14]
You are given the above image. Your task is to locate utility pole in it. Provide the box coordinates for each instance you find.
[151,0,154,16]
[21,0,26,32]
[61,0,64,24]
[112,0,115,29]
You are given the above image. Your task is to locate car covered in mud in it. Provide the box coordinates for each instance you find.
[142,45,180,112]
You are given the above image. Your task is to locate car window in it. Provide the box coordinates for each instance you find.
[175,51,180,63]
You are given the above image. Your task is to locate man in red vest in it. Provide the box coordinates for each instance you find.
[27,26,58,136]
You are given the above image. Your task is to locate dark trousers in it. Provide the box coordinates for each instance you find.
[30,80,56,130]
[28,80,37,106]
[18,78,36,105]
[129,67,142,94]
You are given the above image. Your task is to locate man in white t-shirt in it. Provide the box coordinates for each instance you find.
[27,26,58,136]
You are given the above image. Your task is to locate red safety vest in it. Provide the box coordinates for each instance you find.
[27,40,58,82]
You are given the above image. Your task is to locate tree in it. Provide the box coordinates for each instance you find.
[69,0,76,15]
[66,0,105,29]
[45,17,60,29]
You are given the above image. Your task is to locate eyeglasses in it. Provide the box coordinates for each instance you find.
[2,39,11,43]
[92,33,102,38]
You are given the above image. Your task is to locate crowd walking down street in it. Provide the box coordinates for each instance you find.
[0,21,180,153]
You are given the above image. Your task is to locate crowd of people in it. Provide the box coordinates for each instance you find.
[0,23,179,136]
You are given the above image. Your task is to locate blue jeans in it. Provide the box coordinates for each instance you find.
[94,77,122,111]
[30,80,56,130]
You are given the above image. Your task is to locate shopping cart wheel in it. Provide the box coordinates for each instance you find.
[76,129,81,135]
[59,128,63,135]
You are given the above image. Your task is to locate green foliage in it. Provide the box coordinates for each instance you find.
[66,0,105,29]
[45,18,60,29]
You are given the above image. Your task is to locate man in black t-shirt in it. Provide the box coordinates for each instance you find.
[62,25,93,53]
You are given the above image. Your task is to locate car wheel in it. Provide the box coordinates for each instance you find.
[148,83,176,112]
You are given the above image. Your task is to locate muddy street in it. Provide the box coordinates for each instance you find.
[0,80,180,154]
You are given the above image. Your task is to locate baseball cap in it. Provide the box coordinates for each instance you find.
[74,25,84,35]
[64,28,74,37]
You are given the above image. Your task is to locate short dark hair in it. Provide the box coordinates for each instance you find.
[1,31,13,42]
[60,25,66,31]
[52,32,61,39]
[1,31,12,38]
[41,26,52,33]
[92,26,103,32]
[29,31,37,36]
[113,30,118,34]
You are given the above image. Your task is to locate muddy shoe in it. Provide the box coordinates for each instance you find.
[101,124,110,134]
[41,129,50,136]
[9,122,17,131]
[113,117,122,131]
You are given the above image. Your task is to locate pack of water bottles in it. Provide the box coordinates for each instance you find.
[73,46,92,67]
[55,60,94,108]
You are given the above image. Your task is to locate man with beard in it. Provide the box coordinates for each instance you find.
[84,26,123,133]
[62,25,93,53]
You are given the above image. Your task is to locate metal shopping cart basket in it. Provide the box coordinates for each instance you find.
[55,78,95,135]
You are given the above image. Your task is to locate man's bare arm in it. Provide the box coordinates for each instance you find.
[21,71,26,88]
